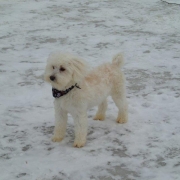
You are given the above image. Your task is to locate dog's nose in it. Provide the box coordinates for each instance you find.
[50,76,55,81]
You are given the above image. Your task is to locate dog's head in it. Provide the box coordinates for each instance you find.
[44,52,87,90]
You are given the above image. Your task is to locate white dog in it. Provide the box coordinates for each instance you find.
[44,52,128,147]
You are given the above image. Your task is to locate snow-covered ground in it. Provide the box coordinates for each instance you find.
[0,0,180,179]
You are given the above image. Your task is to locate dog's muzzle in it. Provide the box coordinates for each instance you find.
[50,76,55,81]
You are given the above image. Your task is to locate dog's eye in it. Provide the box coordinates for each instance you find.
[60,67,65,72]
[52,66,55,69]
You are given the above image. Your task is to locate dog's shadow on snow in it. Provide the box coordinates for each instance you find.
[35,123,94,141]
[36,122,110,147]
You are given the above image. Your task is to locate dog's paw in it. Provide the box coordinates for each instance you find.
[116,115,128,124]
[93,114,105,121]
[51,136,63,142]
[73,141,86,148]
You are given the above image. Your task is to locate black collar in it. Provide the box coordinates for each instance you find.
[52,83,81,98]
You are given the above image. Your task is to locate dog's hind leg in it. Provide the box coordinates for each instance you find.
[111,78,128,124]
[94,99,107,121]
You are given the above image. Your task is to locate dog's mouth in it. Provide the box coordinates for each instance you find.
[49,78,67,91]
[48,76,59,87]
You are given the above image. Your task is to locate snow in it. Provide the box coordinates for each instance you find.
[0,0,180,179]
[162,0,180,4]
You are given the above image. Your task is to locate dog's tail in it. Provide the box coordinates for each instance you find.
[112,53,124,68]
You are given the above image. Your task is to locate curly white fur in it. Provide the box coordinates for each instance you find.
[44,52,128,148]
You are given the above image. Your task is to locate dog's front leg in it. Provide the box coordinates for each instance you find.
[73,112,88,148]
[52,106,67,142]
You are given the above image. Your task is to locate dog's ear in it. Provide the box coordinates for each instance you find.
[71,58,87,83]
